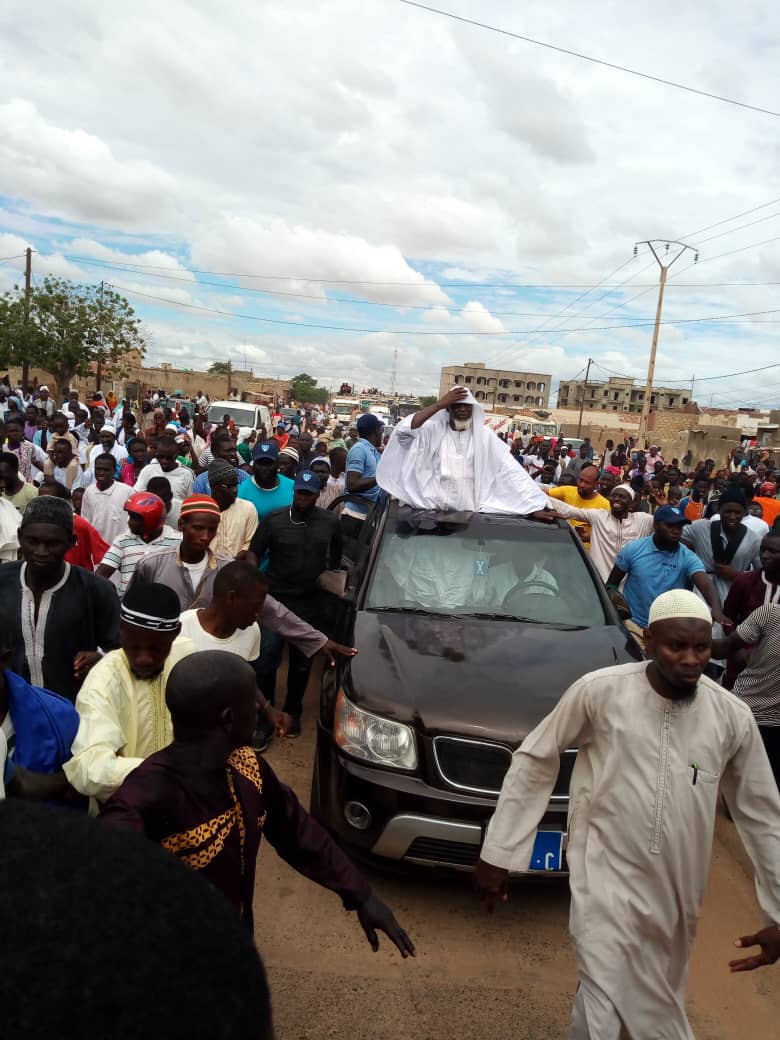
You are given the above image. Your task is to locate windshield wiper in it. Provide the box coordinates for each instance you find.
[456,613,590,630]
[369,606,454,619]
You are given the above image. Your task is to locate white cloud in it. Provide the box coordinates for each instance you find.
[190,216,451,308]
[1,1,780,404]
[0,99,176,228]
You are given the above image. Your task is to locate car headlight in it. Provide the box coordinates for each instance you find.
[333,689,417,770]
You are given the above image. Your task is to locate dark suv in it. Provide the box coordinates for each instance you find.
[311,501,641,872]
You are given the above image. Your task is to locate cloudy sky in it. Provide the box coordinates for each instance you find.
[2,0,780,406]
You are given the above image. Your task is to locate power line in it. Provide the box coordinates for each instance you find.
[56,254,780,290]
[104,281,780,336]
[0,254,26,265]
[694,209,780,247]
[683,196,780,238]
[397,0,780,119]
[590,358,780,385]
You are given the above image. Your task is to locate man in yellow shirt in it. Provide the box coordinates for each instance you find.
[546,464,609,549]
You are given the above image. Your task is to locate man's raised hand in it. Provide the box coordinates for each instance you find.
[439,387,470,409]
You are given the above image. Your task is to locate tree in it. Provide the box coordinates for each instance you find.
[290,372,329,406]
[208,361,232,375]
[0,277,145,401]
[419,395,437,408]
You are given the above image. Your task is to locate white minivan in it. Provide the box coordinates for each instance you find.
[207,400,272,433]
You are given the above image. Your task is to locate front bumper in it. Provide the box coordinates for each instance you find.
[314,724,568,871]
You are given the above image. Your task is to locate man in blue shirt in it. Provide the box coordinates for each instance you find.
[606,506,724,641]
[344,414,383,522]
[237,440,294,521]
[0,633,80,800]
[193,433,251,495]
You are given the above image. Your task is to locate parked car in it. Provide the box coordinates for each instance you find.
[311,501,641,873]
[207,400,272,433]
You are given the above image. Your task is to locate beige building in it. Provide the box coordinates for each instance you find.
[557,374,691,414]
[440,362,552,409]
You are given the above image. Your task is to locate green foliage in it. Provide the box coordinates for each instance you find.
[419,394,437,407]
[290,372,329,406]
[208,361,232,375]
[0,277,145,399]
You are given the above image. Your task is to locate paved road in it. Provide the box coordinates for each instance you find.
[254,677,779,1039]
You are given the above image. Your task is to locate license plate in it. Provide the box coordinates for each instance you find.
[529,830,563,871]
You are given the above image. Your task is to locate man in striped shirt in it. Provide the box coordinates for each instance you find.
[96,492,181,595]
[713,603,780,788]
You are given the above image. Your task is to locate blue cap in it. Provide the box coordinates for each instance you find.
[294,470,320,493]
[253,440,279,460]
[653,505,689,525]
[277,422,286,431]
[356,413,383,434]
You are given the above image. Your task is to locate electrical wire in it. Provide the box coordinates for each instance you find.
[103,281,780,336]
[397,1,780,118]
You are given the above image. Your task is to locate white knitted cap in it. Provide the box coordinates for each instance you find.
[648,590,712,626]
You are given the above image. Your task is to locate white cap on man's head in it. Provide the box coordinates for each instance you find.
[648,590,712,626]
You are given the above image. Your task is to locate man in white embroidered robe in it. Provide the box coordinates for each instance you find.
[376,387,549,516]
[476,589,780,1039]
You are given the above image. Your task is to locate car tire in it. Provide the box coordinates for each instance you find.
[309,749,322,818]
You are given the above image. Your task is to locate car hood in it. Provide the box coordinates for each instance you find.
[347,610,641,746]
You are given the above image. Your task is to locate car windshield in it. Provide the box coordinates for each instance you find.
[365,509,607,627]
[208,404,256,427]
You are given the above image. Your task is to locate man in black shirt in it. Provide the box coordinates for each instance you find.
[250,470,343,735]
[0,496,120,701]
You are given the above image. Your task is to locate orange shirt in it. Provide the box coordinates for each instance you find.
[754,495,780,527]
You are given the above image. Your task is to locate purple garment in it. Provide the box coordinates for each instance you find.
[100,744,371,925]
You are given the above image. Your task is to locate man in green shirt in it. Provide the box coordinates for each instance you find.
[0,451,38,513]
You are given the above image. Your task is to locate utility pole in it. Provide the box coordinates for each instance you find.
[576,357,592,438]
[226,357,232,399]
[390,346,398,397]
[95,280,105,391]
[22,248,32,389]
[636,240,697,446]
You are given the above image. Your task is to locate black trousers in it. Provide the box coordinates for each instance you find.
[758,725,780,790]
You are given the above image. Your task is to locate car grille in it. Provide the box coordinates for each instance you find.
[433,736,577,797]
[405,837,480,867]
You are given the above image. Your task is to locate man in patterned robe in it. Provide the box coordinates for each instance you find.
[101,651,415,956]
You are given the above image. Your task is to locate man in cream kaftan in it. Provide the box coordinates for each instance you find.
[376,387,549,516]
[477,590,780,1039]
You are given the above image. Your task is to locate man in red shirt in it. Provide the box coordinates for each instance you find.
[38,480,109,570]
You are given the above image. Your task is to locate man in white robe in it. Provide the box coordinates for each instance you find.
[376,387,549,516]
[476,589,780,1039]
[546,485,654,581]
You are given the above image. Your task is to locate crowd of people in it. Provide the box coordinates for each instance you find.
[1,377,778,1037]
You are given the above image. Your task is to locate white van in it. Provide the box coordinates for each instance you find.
[207,400,272,433]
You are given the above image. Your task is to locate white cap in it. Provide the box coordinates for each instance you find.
[648,590,712,626]
[38,385,49,392]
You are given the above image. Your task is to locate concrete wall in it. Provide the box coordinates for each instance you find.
[4,363,290,405]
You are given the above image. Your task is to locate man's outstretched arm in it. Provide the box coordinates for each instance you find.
[260,757,415,958]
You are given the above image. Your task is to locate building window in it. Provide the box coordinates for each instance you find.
[498,378,510,388]
[476,377,486,385]
[464,376,473,384]
[453,374,462,384]
[512,394,521,403]
[487,378,496,387]
[538,382,545,393]
[475,390,485,400]
[497,393,508,403]
[514,380,525,389]
[527,381,536,391]
[682,398,689,405]
[525,395,534,405]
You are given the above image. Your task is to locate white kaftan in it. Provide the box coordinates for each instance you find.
[546,499,655,581]
[377,388,548,515]
[481,661,780,1040]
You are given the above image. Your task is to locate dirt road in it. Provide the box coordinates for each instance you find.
[253,685,779,1039]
